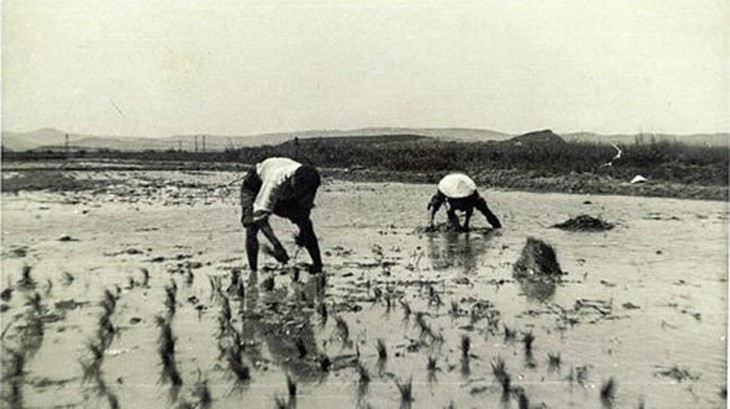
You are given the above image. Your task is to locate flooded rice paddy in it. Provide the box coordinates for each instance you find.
[1,170,727,408]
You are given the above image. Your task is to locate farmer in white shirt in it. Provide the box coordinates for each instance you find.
[427,173,502,231]
[240,157,323,274]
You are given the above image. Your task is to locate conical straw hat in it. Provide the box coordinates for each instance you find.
[438,173,477,198]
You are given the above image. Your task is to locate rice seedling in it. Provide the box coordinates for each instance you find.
[101,289,117,316]
[317,302,328,326]
[184,267,194,286]
[518,391,529,409]
[155,316,182,387]
[80,341,105,383]
[450,300,460,318]
[460,335,470,359]
[208,276,224,301]
[319,355,331,372]
[334,315,350,345]
[427,356,438,372]
[61,271,75,286]
[491,356,511,395]
[600,377,616,405]
[274,395,288,409]
[227,346,251,384]
[286,374,297,398]
[400,299,412,321]
[1,287,13,302]
[384,292,392,313]
[18,266,36,289]
[376,339,387,361]
[220,295,232,324]
[428,285,443,307]
[548,352,561,370]
[295,337,307,359]
[191,373,212,409]
[444,401,456,409]
[25,292,43,316]
[44,279,53,297]
[357,362,371,385]
[522,331,535,354]
[395,376,414,408]
[504,325,516,342]
[576,365,589,386]
[106,391,120,409]
[96,314,116,349]
[140,268,150,287]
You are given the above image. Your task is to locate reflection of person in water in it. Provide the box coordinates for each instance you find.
[427,173,502,231]
[240,157,323,275]
[427,231,489,274]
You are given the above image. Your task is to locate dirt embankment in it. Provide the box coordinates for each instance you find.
[2,160,727,200]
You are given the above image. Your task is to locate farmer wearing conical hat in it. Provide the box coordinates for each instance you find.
[240,157,323,274]
[427,173,502,231]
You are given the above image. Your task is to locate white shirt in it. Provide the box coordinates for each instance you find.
[252,157,302,220]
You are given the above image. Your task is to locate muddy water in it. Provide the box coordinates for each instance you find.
[1,173,727,409]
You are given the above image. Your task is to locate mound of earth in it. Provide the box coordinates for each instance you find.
[553,215,614,231]
[507,129,567,146]
[513,237,564,280]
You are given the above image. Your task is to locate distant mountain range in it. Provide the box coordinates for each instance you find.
[1,127,727,152]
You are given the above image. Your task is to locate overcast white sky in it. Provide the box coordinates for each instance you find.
[3,0,729,137]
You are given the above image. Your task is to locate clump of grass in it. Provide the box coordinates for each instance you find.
[600,377,616,404]
[376,339,387,361]
[491,357,511,395]
[395,377,414,408]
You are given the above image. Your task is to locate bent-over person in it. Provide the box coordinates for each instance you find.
[240,157,323,274]
[427,173,502,231]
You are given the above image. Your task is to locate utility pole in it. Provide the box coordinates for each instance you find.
[64,133,69,159]
[202,135,206,153]
[194,136,199,153]
[178,141,183,151]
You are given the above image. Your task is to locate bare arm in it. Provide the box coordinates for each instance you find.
[427,192,446,227]
[296,218,322,273]
[257,217,289,264]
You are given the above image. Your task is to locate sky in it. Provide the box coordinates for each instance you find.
[3,0,729,137]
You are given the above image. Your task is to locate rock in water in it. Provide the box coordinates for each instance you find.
[513,237,564,279]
